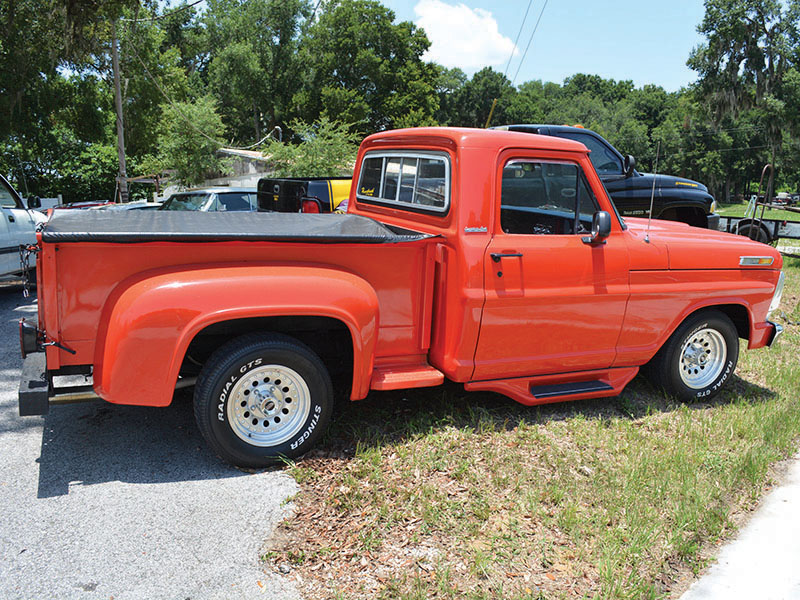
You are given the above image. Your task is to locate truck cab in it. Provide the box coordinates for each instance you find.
[495,124,719,229]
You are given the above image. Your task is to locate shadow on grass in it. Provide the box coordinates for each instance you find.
[313,373,779,456]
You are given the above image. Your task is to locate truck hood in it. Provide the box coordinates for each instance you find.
[623,217,783,271]
[636,173,709,194]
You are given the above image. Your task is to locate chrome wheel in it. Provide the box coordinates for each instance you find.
[679,328,727,389]
[226,364,311,447]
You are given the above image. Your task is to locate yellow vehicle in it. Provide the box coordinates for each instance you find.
[257,177,352,213]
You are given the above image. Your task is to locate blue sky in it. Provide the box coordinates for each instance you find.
[380,0,708,91]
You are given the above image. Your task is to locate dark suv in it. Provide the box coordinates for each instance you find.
[495,125,719,229]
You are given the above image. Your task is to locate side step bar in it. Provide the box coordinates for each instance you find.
[530,380,613,399]
[465,366,639,406]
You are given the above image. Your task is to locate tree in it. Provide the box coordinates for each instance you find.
[451,67,515,128]
[295,0,438,131]
[263,117,360,177]
[433,66,467,125]
[157,96,227,186]
[688,0,800,190]
[204,0,310,141]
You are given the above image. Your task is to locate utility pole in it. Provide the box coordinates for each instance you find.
[111,21,128,203]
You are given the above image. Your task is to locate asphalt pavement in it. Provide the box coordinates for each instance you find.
[0,282,302,599]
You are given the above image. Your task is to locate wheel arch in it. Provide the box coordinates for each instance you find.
[180,315,355,400]
[665,302,751,346]
[93,264,379,407]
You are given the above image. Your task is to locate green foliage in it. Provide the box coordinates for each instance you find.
[294,0,439,132]
[157,95,227,186]
[263,117,360,177]
[205,0,310,141]
[4,0,800,203]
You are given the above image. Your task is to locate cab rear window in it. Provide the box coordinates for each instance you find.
[356,152,450,213]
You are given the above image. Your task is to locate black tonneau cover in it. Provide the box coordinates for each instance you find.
[42,211,431,244]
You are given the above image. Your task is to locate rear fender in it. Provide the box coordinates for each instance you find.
[93,264,379,407]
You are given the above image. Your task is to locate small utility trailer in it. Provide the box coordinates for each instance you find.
[718,199,800,244]
[717,165,800,244]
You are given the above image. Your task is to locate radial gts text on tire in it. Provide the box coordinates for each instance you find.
[644,309,739,402]
[193,333,333,468]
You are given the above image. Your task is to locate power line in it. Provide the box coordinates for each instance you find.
[126,31,275,151]
[121,0,205,23]
[511,0,548,87]
[502,0,534,79]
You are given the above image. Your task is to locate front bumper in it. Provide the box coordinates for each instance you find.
[767,321,784,347]
[707,212,720,231]
[747,319,784,350]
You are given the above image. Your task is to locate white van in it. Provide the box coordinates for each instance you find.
[0,175,48,277]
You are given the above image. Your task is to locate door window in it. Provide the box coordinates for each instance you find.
[500,161,598,235]
[559,132,623,175]
[0,180,18,207]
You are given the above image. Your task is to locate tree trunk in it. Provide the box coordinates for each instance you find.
[253,102,261,142]
[112,21,128,203]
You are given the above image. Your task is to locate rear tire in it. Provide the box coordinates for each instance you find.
[194,333,333,468]
[644,310,739,402]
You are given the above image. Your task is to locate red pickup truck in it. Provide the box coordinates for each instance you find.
[19,128,785,467]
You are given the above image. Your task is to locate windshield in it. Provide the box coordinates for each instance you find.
[160,193,212,211]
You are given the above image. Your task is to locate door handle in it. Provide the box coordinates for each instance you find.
[490,252,523,263]
[8,214,15,223]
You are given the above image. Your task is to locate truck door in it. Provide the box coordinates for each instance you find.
[473,158,630,380]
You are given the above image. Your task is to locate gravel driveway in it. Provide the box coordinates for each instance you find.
[0,282,301,599]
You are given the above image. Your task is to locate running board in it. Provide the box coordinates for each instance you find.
[465,366,639,406]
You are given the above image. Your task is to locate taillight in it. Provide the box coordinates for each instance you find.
[19,319,39,358]
[301,198,321,213]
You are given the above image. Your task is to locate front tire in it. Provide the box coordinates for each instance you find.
[644,310,739,402]
[194,333,333,468]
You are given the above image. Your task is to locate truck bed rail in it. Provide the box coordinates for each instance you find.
[42,211,432,244]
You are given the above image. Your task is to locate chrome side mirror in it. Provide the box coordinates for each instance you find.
[582,211,612,244]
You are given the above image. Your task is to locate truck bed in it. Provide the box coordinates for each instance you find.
[42,211,430,244]
[37,211,438,377]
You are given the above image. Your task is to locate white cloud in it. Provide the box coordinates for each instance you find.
[414,0,516,71]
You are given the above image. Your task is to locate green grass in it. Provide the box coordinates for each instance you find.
[271,255,800,600]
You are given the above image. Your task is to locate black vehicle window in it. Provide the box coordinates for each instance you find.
[559,132,623,176]
[501,161,599,235]
[217,192,252,212]
[359,158,382,198]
